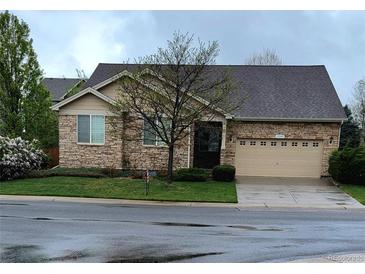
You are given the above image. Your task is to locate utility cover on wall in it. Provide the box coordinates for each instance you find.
[275,134,285,139]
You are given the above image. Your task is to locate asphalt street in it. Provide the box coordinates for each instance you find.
[1,199,365,263]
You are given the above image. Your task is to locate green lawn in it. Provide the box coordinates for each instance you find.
[0,176,237,203]
[340,184,365,205]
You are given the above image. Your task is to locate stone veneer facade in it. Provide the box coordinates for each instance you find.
[59,115,123,168]
[220,121,341,176]
[59,115,340,176]
[59,115,189,170]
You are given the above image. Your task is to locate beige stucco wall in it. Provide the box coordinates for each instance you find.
[98,82,120,100]
[59,93,113,116]
[220,121,341,176]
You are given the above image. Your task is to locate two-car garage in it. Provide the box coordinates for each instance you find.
[235,139,323,178]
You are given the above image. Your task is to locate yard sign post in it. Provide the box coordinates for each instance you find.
[144,169,150,196]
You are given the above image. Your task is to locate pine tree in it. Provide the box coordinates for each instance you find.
[339,105,361,149]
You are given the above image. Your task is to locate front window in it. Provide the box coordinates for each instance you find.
[77,115,105,144]
[143,117,171,146]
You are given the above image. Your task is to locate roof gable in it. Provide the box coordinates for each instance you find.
[51,87,116,111]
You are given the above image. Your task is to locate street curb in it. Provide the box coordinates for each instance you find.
[0,195,238,208]
[1,195,365,211]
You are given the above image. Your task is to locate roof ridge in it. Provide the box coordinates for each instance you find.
[96,62,325,68]
[44,77,84,80]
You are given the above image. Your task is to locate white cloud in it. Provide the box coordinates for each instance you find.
[66,14,127,76]
[14,11,155,78]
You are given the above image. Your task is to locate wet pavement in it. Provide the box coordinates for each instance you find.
[1,199,365,262]
[236,176,363,209]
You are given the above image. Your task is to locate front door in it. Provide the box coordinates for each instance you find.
[193,122,222,169]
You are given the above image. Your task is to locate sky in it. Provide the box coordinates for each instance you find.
[12,10,365,105]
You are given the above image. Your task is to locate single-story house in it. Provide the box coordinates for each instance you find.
[51,64,346,178]
[43,77,86,104]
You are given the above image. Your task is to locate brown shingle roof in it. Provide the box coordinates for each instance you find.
[84,63,346,121]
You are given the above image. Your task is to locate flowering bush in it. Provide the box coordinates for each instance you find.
[0,136,46,180]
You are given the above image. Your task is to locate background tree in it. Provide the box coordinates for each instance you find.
[112,32,241,183]
[351,78,365,144]
[0,11,58,148]
[339,105,361,149]
[245,48,282,65]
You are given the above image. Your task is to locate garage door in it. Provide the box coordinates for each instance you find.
[235,139,323,178]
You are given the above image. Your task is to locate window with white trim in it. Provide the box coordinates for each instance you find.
[143,117,171,146]
[77,115,105,144]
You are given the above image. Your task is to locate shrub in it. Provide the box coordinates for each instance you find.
[101,167,122,178]
[0,136,46,181]
[131,169,144,179]
[174,168,209,182]
[329,145,365,185]
[26,167,133,179]
[212,165,236,182]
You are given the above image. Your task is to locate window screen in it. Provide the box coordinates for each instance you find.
[77,115,104,144]
[78,115,90,143]
[143,118,157,145]
[91,115,105,144]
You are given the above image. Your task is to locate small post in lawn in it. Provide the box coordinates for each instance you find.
[144,169,150,196]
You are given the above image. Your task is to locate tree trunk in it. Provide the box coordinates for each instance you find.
[167,144,174,184]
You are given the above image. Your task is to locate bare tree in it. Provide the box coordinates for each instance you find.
[75,68,87,80]
[112,32,241,183]
[351,78,365,143]
[245,48,282,65]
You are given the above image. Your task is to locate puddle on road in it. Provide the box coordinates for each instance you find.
[0,245,90,263]
[152,222,283,232]
[272,244,292,248]
[107,252,223,263]
[32,217,54,221]
[45,250,90,262]
[0,203,29,206]
[151,222,214,228]
[228,225,283,232]
[0,245,43,263]
[2,214,284,232]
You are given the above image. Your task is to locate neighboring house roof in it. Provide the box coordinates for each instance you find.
[43,78,86,103]
[83,63,346,122]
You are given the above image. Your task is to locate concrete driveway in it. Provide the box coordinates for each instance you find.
[236,176,363,209]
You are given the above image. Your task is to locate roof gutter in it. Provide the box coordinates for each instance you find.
[232,117,347,123]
